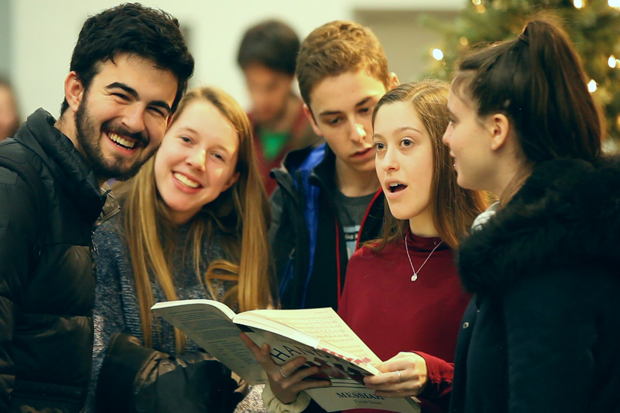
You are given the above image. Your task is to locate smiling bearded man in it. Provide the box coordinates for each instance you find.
[0,3,194,412]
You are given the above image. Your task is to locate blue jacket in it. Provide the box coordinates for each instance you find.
[270,144,384,310]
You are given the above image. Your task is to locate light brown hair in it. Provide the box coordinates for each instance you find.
[118,86,273,352]
[296,20,389,107]
[371,80,490,250]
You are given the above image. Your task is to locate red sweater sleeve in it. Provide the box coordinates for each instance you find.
[414,351,453,411]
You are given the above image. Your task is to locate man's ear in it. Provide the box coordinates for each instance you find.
[388,72,400,90]
[64,71,84,113]
[303,104,324,137]
[486,113,511,152]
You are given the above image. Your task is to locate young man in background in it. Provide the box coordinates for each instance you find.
[237,19,319,194]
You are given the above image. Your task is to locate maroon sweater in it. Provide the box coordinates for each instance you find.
[338,231,469,413]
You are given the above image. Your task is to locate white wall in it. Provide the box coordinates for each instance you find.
[0,0,11,78]
[10,0,463,118]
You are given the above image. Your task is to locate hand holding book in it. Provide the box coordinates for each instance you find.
[240,332,331,404]
[151,300,420,413]
[363,352,429,398]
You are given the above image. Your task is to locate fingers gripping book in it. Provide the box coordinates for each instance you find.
[151,300,420,413]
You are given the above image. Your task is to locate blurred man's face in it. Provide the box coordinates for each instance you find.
[0,85,18,140]
[243,63,294,124]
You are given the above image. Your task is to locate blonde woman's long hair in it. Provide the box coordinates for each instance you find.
[119,86,273,352]
[371,80,491,251]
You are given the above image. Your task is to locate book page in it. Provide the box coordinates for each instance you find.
[152,300,265,384]
[241,308,381,365]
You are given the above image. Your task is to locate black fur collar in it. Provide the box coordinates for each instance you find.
[458,155,620,295]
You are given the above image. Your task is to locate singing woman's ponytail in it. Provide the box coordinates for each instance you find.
[452,17,602,164]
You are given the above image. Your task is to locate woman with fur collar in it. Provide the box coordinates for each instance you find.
[442,17,620,413]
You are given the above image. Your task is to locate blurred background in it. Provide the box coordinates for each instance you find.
[1,0,619,147]
[0,0,461,118]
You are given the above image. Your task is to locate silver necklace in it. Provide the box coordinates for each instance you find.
[404,236,443,282]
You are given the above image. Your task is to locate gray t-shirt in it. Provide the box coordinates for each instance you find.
[333,190,376,258]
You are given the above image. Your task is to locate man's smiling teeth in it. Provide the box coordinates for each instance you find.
[174,172,200,188]
[108,132,136,149]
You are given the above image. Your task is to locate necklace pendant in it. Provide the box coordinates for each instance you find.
[404,235,443,283]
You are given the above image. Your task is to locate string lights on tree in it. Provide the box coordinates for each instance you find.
[426,0,620,143]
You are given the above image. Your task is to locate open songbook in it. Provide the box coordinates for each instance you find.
[152,300,420,413]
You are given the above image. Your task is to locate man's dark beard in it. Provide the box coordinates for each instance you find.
[75,96,156,181]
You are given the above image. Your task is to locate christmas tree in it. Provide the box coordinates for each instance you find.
[426,0,620,146]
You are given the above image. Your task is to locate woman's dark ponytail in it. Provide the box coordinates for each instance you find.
[454,17,602,164]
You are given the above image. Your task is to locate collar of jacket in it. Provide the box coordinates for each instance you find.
[97,183,121,226]
[15,108,106,223]
[307,144,338,200]
[270,143,323,196]
[458,156,620,295]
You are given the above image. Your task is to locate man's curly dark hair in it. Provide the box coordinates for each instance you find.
[60,3,194,115]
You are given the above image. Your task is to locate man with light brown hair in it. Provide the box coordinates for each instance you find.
[270,20,399,312]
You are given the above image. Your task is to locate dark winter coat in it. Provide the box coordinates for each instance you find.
[0,109,106,412]
[450,157,620,413]
[270,144,384,310]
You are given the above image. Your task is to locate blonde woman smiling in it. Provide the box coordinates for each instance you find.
[90,86,274,412]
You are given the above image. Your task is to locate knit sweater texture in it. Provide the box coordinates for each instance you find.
[86,216,265,412]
